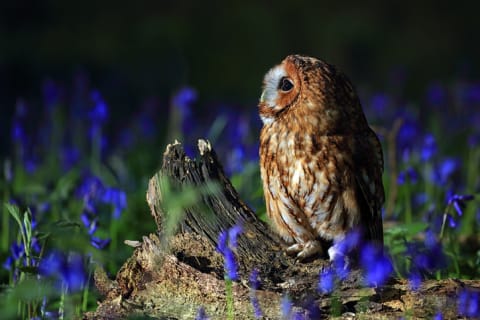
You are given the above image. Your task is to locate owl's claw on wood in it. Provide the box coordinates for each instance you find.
[286,240,323,261]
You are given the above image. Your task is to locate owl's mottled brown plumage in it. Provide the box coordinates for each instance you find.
[258,55,384,260]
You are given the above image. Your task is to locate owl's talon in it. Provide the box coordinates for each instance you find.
[297,240,323,261]
[286,243,303,256]
[286,240,323,261]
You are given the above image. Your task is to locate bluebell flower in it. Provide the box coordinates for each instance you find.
[458,288,480,318]
[62,252,87,292]
[38,250,64,277]
[11,120,25,143]
[407,230,447,276]
[397,167,419,185]
[397,120,421,154]
[172,87,197,137]
[90,236,111,249]
[2,256,13,271]
[81,213,98,235]
[360,244,393,287]
[195,307,209,320]
[447,214,457,228]
[370,93,390,114]
[433,311,443,320]
[77,174,127,247]
[101,187,127,219]
[61,145,80,171]
[249,268,260,290]
[39,251,87,292]
[420,134,437,162]
[318,267,335,294]
[330,230,360,280]
[413,192,428,207]
[249,268,262,318]
[89,90,108,123]
[172,87,197,114]
[408,272,421,291]
[223,249,238,281]
[430,158,460,185]
[226,146,246,174]
[228,224,243,249]
[280,296,293,319]
[447,193,474,217]
[216,225,243,281]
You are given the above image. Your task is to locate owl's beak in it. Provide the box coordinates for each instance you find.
[260,90,266,103]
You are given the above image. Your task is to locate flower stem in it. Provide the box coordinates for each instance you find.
[225,277,234,320]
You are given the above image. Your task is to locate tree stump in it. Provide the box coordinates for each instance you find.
[84,140,479,319]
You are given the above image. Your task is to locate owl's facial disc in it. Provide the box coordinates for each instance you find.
[259,63,299,125]
[260,65,287,107]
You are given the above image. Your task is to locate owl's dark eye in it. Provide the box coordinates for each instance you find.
[279,77,294,92]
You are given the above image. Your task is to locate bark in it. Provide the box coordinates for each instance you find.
[84,140,479,320]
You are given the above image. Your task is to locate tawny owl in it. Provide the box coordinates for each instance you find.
[259,55,384,261]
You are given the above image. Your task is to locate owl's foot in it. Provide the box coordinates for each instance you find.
[286,240,323,261]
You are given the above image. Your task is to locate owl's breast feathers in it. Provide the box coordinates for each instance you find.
[260,116,384,244]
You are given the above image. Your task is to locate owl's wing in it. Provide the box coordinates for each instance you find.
[354,130,385,245]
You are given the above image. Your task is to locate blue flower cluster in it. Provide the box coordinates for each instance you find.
[38,250,87,293]
[77,174,127,249]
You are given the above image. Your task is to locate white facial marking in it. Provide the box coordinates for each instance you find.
[260,65,287,108]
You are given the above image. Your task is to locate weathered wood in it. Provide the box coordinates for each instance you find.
[84,140,480,320]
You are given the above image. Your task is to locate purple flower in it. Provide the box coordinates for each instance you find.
[249,269,262,318]
[172,87,197,113]
[408,231,447,275]
[408,272,421,291]
[431,158,460,185]
[90,236,111,250]
[223,249,238,281]
[447,194,474,217]
[420,134,437,162]
[101,187,127,219]
[397,120,421,154]
[249,268,260,290]
[77,174,127,247]
[281,296,293,319]
[195,307,209,320]
[39,251,87,292]
[433,311,443,320]
[89,90,108,123]
[61,146,80,171]
[318,267,335,294]
[458,288,480,318]
[228,224,243,249]
[38,250,64,277]
[397,167,419,185]
[2,256,14,271]
[360,244,393,287]
[216,225,243,281]
[370,93,390,114]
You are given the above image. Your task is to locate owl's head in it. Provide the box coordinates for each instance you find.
[259,55,364,129]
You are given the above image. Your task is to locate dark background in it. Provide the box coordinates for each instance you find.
[1,0,479,156]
